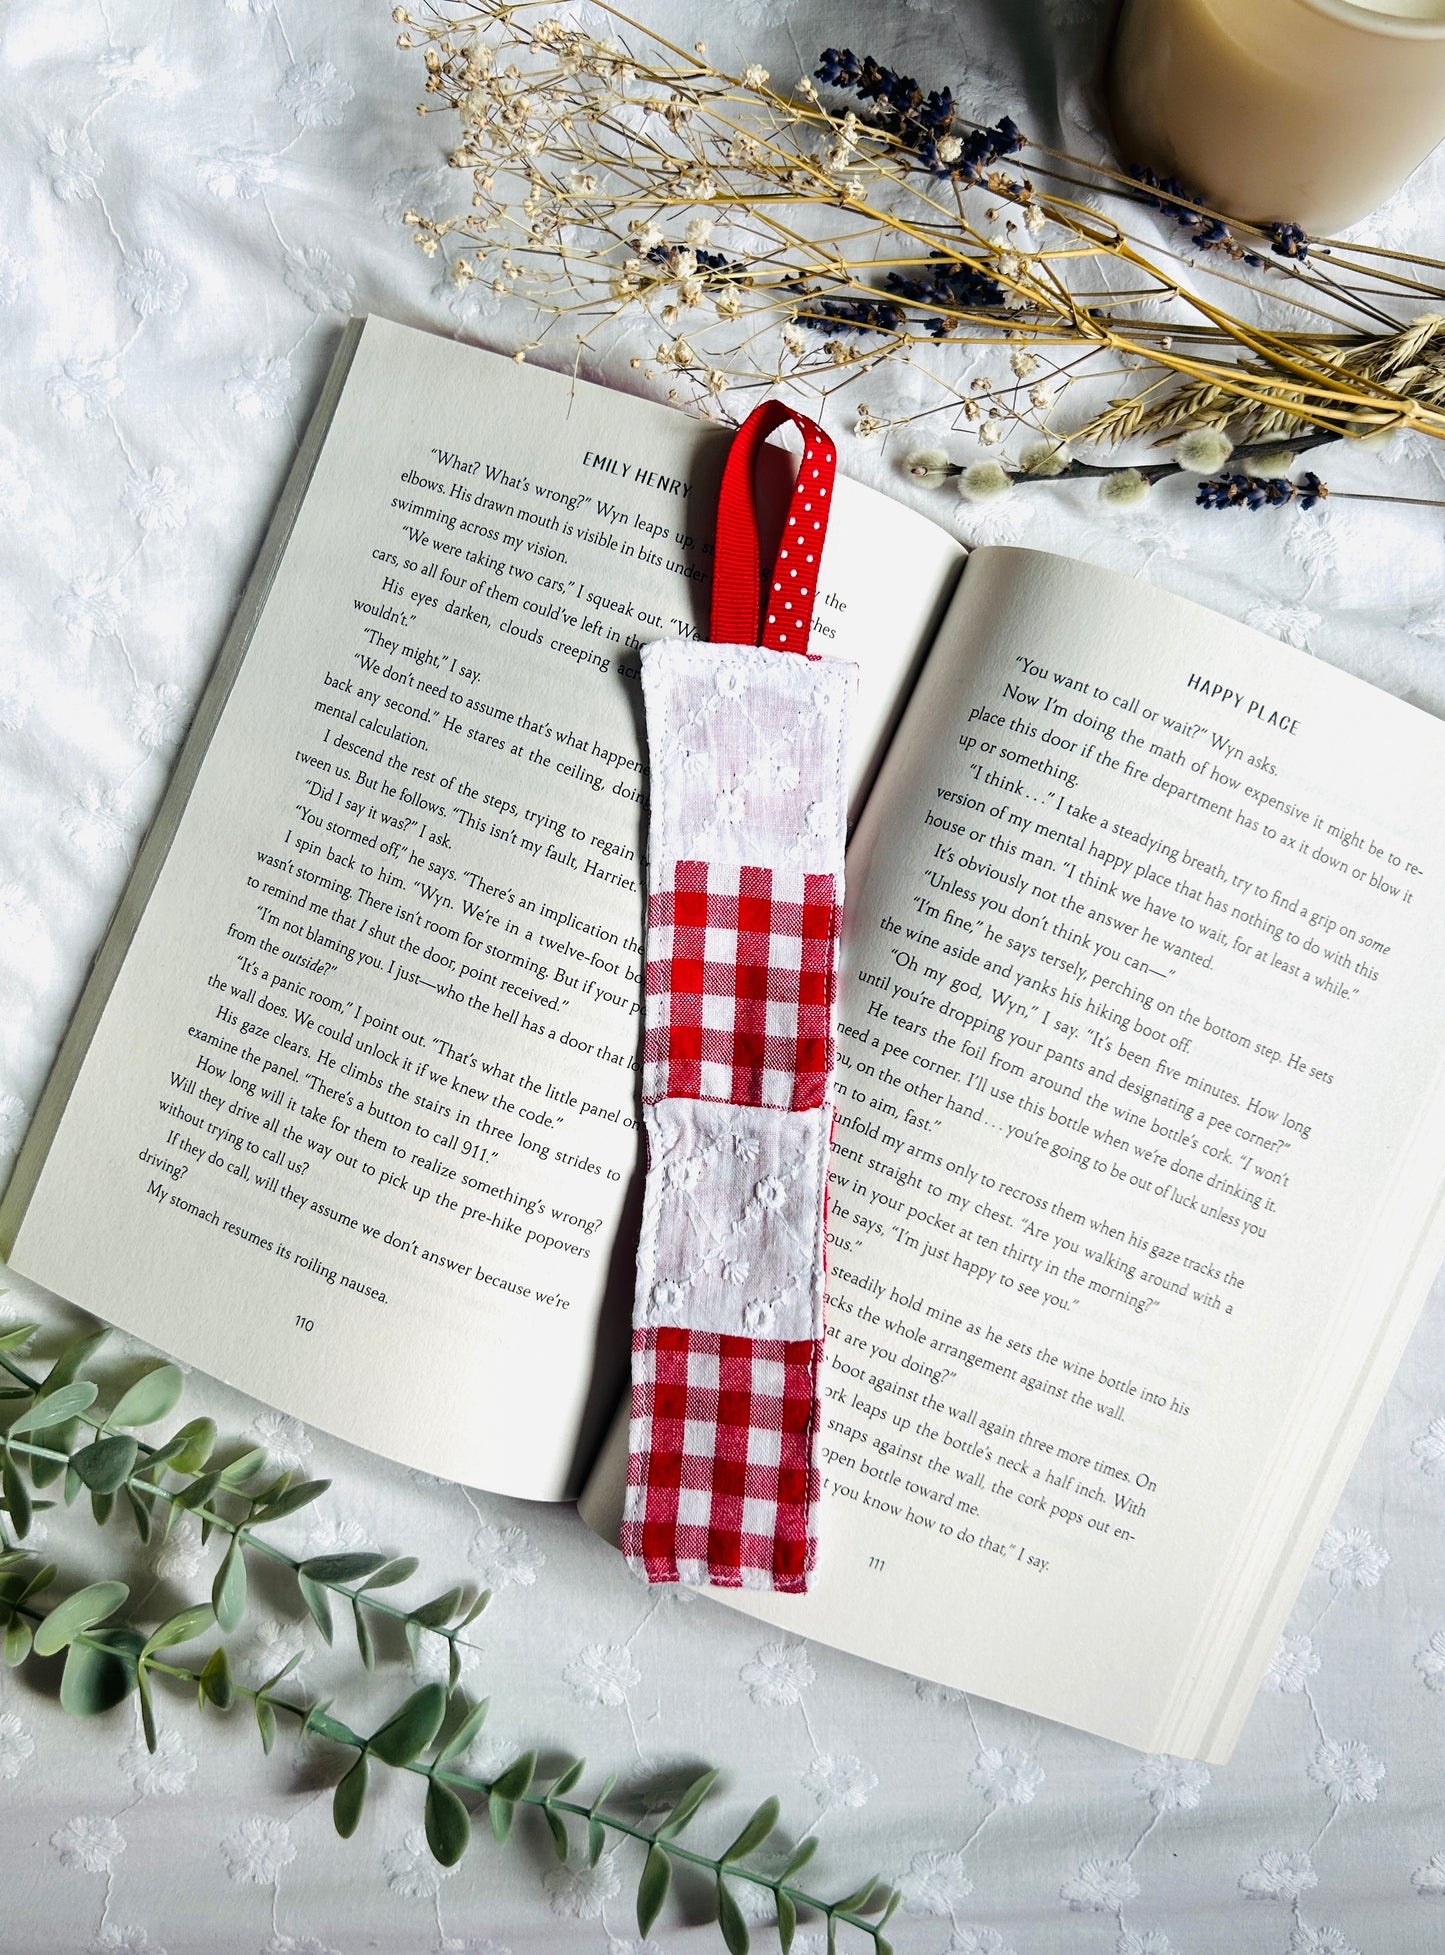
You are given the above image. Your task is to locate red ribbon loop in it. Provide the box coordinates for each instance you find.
[709,401,837,656]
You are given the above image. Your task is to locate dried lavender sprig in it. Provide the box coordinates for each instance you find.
[1196,470,1328,511]
[404,5,1445,451]
[814,49,1023,183]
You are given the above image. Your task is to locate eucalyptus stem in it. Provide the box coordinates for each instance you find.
[5,1578,898,1952]
[0,1335,485,1673]
[1,1319,900,1951]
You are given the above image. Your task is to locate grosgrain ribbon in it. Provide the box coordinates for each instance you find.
[709,401,838,656]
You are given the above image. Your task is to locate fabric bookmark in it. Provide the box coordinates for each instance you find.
[622,402,853,1592]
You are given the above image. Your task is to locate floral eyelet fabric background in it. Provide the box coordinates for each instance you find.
[4,1,1445,1951]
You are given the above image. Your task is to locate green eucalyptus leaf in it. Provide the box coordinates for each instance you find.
[878,1887,901,1926]
[71,1433,139,1494]
[213,1541,247,1634]
[38,1326,109,1395]
[353,1599,374,1672]
[255,1696,278,1755]
[29,1422,73,1490]
[33,1580,129,1656]
[777,1889,797,1954]
[831,1876,881,1916]
[717,1876,750,1955]
[459,1589,490,1628]
[173,1468,223,1513]
[89,1487,117,1528]
[0,1322,38,1351]
[0,1563,36,1600]
[779,1835,819,1881]
[877,1938,894,1955]
[360,1555,417,1592]
[108,1364,183,1429]
[124,1483,155,1544]
[722,1796,780,1865]
[142,1605,216,1657]
[297,1572,334,1645]
[587,1816,605,1866]
[166,1417,218,1474]
[544,1806,568,1862]
[63,1464,82,1507]
[217,1447,267,1490]
[60,1628,144,1716]
[425,1777,472,1868]
[657,1768,719,1840]
[368,1684,447,1767]
[251,1470,293,1508]
[637,1843,671,1937]
[137,1667,158,1754]
[2,1613,32,1667]
[488,1793,514,1844]
[249,1479,330,1525]
[407,1586,463,1631]
[333,1753,368,1839]
[588,1770,617,1816]
[448,1639,461,1691]
[436,1696,489,1766]
[298,1552,387,1587]
[198,1646,233,1711]
[491,1749,536,1802]
[403,1618,421,1665]
[550,1758,586,1798]
[260,1650,304,1695]
[10,1381,97,1434]
[2,1454,32,1539]
[17,1563,56,1605]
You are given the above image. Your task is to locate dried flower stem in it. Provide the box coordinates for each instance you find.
[400,0,1445,467]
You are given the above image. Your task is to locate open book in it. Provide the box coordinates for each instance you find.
[7,315,1445,1763]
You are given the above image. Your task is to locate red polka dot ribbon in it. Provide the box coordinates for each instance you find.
[624,401,848,1593]
[709,401,837,656]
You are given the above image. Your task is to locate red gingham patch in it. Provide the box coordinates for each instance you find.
[621,1326,822,1590]
[642,860,839,1109]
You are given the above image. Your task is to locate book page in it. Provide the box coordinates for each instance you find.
[1,317,963,1501]
[588,546,1445,1758]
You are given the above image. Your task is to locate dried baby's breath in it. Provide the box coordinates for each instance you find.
[401,2,1445,469]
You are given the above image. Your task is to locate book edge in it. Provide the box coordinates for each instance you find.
[1173,1079,1445,1762]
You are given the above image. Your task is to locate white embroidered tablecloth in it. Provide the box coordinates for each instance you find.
[4,3,1445,1952]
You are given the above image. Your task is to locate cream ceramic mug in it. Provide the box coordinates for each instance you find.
[1108,0,1445,234]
